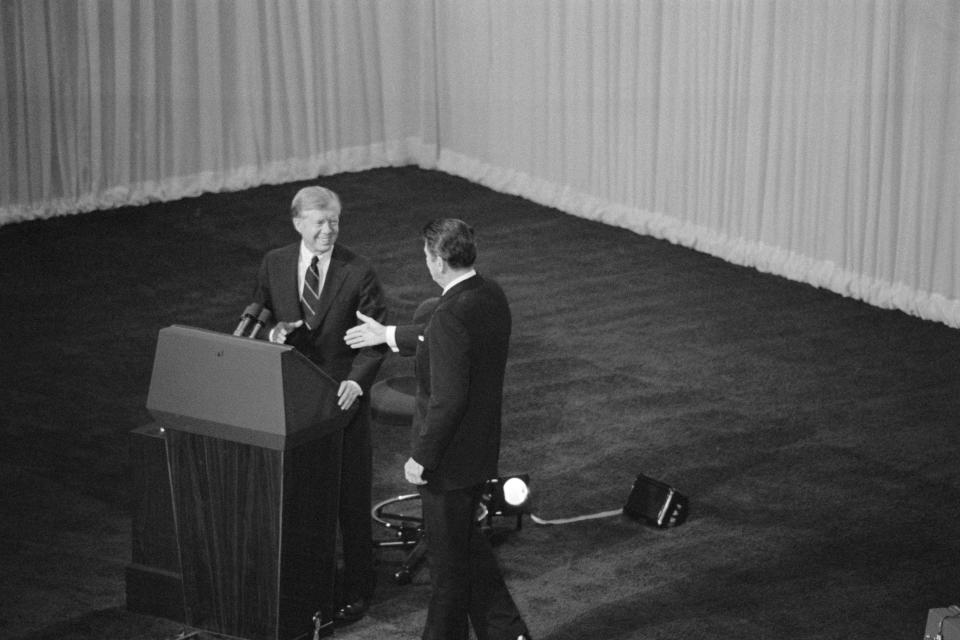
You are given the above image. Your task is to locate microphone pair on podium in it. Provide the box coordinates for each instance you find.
[233,302,273,339]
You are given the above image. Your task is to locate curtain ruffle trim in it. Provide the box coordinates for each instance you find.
[437,150,960,330]
[0,138,436,225]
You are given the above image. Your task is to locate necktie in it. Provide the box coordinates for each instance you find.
[301,255,322,329]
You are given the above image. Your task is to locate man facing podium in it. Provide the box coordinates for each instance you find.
[345,219,532,640]
[252,185,388,624]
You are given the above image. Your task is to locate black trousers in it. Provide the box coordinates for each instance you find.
[419,483,528,640]
[338,404,375,602]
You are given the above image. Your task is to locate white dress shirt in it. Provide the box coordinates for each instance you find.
[298,241,332,297]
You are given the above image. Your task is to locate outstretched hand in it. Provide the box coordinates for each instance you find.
[344,311,387,348]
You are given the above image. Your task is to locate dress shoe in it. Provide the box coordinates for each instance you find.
[333,598,369,625]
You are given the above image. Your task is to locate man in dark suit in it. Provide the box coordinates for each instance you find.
[345,219,531,640]
[253,185,387,624]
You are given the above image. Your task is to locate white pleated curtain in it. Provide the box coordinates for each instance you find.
[435,1,960,327]
[2,1,958,327]
[0,0,430,221]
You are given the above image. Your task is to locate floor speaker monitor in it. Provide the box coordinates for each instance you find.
[623,473,688,528]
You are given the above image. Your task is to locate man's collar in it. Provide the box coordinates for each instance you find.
[299,241,333,264]
[442,269,477,295]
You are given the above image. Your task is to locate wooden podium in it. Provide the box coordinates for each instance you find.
[133,325,353,640]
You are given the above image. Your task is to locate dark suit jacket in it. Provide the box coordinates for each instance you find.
[399,275,511,490]
[253,242,387,390]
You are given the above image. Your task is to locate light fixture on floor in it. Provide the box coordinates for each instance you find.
[622,473,688,528]
[481,474,531,529]
[373,474,532,584]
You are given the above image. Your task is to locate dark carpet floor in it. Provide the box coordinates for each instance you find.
[1,166,958,640]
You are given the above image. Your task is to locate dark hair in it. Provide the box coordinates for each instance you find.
[422,218,477,268]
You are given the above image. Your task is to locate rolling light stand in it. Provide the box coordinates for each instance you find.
[371,475,531,585]
[371,493,426,585]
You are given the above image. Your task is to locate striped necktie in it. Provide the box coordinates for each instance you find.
[301,255,322,329]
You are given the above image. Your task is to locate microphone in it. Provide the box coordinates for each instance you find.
[247,307,273,339]
[233,303,263,336]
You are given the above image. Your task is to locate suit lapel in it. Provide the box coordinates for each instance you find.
[277,244,303,321]
[310,245,348,330]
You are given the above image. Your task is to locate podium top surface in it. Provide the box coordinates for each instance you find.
[146,325,351,449]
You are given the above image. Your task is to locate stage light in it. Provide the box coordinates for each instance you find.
[481,474,531,530]
[502,476,530,507]
[485,474,531,514]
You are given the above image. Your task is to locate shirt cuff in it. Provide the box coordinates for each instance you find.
[386,325,399,352]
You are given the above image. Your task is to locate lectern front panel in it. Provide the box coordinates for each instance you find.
[147,325,348,449]
[166,428,342,640]
[147,326,288,444]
